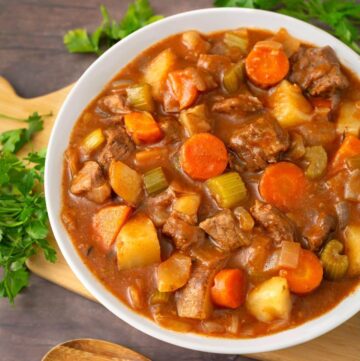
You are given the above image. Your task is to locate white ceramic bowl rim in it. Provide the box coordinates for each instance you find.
[45,8,360,354]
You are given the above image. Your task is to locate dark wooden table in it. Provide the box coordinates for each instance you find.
[0,1,254,360]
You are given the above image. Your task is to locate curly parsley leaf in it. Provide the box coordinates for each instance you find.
[214,0,360,54]
[0,112,51,154]
[64,0,163,55]
[0,114,56,303]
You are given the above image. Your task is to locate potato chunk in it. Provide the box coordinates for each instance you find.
[344,224,360,277]
[246,276,292,323]
[157,253,192,292]
[144,48,177,100]
[109,160,142,206]
[336,101,360,136]
[92,205,132,251]
[116,213,161,270]
[179,104,211,136]
[269,80,313,128]
[173,194,201,222]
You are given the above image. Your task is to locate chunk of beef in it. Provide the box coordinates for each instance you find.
[70,161,111,203]
[289,46,348,96]
[199,209,250,251]
[303,210,336,251]
[229,116,289,171]
[176,260,224,319]
[99,94,131,114]
[146,190,174,227]
[159,117,182,144]
[163,214,205,251]
[212,94,263,114]
[98,127,135,168]
[250,201,295,246]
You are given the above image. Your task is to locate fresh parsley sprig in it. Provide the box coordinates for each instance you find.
[214,0,360,54]
[0,113,56,303]
[64,0,163,55]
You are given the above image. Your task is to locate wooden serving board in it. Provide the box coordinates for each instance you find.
[1,76,359,361]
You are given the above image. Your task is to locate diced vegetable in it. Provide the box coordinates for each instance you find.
[143,167,168,196]
[271,28,300,57]
[124,111,163,144]
[344,225,360,277]
[344,169,360,202]
[126,83,154,112]
[346,155,360,170]
[152,307,193,332]
[81,128,105,154]
[168,69,199,109]
[157,253,192,292]
[320,240,349,280]
[182,31,210,55]
[331,135,360,173]
[335,201,350,230]
[173,193,201,220]
[245,42,289,87]
[127,284,144,310]
[144,48,177,100]
[285,132,306,160]
[268,80,313,127]
[227,314,240,334]
[211,269,247,309]
[135,147,168,170]
[180,133,228,180]
[65,148,80,176]
[201,320,226,334]
[179,104,211,136]
[224,29,248,53]
[207,172,247,209]
[246,276,292,323]
[280,249,323,294]
[116,213,161,270]
[336,101,360,136]
[92,205,132,251]
[278,241,301,269]
[223,62,244,93]
[304,145,328,179]
[233,206,254,231]
[109,160,142,206]
[149,290,171,305]
[259,162,308,211]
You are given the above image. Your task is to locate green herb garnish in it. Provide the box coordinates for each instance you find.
[214,0,360,54]
[64,0,163,55]
[0,113,56,303]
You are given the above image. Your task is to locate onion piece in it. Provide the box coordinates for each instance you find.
[335,201,350,230]
[278,241,300,269]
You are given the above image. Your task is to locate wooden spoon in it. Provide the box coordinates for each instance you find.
[42,338,151,361]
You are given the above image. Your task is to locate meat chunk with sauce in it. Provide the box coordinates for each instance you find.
[250,201,295,246]
[99,94,131,114]
[98,127,135,168]
[146,190,174,227]
[176,260,224,319]
[199,209,250,251]
[229,116,289,171]
[212,94,263,114]
[290,46,348,96]
[163,214,205,251]
[70,161,111,203]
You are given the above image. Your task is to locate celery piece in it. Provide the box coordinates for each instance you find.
[320,240,349,280]
[304,145,328,179]
[224,30,248,53]
[206,172,247,208]
[127,83,154,112]
[81,128,105,154]
[143,166,168,195]
[149,290,171,305]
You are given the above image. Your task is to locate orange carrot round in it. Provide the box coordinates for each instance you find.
[259,162,307,210]
[211,269,247,309]
[280,249,323,294]
[245,45,289,87]
[180,133,228,180]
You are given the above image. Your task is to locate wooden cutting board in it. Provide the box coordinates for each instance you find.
[1,76,359,361]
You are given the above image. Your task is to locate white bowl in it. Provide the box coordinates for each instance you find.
[45,8,360,354]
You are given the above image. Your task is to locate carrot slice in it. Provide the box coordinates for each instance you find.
[168,70,198,109]
[211,269,247,309]
[124,111,163,144]
[279,249,323,294]
[180,133,228,180]
[330,134,360,174]
[245,44,289,87]
[259,162,308,211]
[92,205,132,251]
